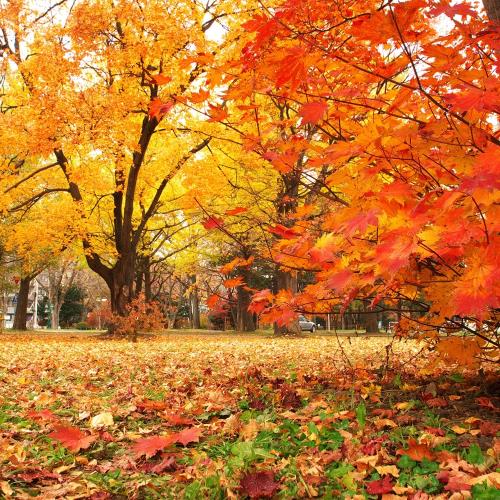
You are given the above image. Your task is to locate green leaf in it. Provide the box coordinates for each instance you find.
[471,481,500,499]
[355,401,366,429]
[464,443,484,465]
[397,454,417,470]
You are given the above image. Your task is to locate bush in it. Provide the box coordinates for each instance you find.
[75,321,91,330]
[112,294,166,340]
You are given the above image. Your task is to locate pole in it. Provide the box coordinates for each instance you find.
[33,280,39,329]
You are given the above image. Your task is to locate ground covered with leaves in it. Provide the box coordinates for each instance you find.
[0,334,498,499]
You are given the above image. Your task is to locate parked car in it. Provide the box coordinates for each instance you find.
[299,315,316,332]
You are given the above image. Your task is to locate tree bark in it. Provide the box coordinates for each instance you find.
[483,0,499,21]
[13,277,30,330]
[363,302,379,333]
[189,275,200,329]
[236,283,256,332]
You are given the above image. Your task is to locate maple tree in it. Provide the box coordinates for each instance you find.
[0,0,249,318]
[208,0,500,348]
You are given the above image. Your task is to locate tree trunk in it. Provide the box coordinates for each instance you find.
[13,277,30,330]
[273,268,301,335]
[363,302,379,333]
[189,275,200,329]
[483,0,499,21]
[236,282,256,332]
[144,260,152,303]
[51,299,61,330]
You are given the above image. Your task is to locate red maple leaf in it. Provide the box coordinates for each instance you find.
[48,425,96,453]
[207,294,220,309]
[275,46,307,90]
[148,98,174,120]
[132,435,174,458]
[151,74,172,85]
[173,427,202,446]
[366,475,393,495]
[240,470,280,499]
[27,409,58,422]
[202,216,224,230]
[163,414,194,427]
[299,101,328,124]
[268,224,298,239]
[225,207,248,215]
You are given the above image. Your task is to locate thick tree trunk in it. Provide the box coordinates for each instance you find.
[51,299,61,330]
[13,277,30,330]
[273,268,301,335]
[236,284,256,332]
[363,302,379,333]
[483,0,499,21]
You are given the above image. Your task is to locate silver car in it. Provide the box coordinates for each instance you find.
[299,315,316,332]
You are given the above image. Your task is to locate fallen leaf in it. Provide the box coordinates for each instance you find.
[397,439,434,461]
[48,425,96,453]
[90,412,114,428]
[240,470,280,499]
[366,475,393,495]
[132,435,174,458]
[173,427,202,446]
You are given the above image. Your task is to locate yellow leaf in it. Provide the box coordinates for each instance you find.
[395,402,412,410]
[375,465,400,477]
[451,425,468,435]
[90,412,114,428]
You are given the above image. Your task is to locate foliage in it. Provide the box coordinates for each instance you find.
[111,294,166,338]
[0,333,498,498]
[59,285,86,327]
[207,0,500,352]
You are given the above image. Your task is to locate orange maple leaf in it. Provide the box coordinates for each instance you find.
[224,276,245,288]
[397,439,434,461]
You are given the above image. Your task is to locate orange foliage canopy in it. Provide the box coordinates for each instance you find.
[220,0,499,347]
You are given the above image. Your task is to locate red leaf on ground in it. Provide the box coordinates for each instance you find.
[366,475,393,494]
[397,439,434,461]
[132,435,174,458]
[136,400,168,411]
[27,409,58,421]
[299,101,328,124]
[425,427,445,436]
[48,425,96,453]
[240,470,280,499]
[15,468,61,484]
[479,421,500,436]
[163,413,194,427]
[139,455,177,473]
[476,397,496,410]
[426,397,448,408]
[173,427,202,446]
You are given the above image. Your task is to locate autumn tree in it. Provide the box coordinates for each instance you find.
[0,0,250,318]
[217,0,499,355]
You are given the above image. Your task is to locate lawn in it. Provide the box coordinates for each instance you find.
[0,334,498,499]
